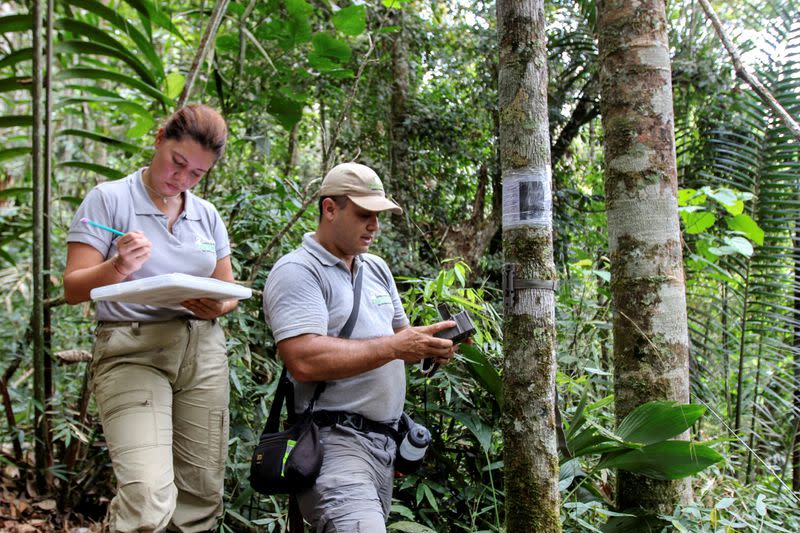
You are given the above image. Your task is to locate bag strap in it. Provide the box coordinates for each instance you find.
[262,261,366,434]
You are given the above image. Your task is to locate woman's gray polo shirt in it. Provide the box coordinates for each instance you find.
[263,233,410,424]
[67,169,231,322]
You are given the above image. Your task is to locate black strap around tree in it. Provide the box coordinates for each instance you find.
[263,262,365,435]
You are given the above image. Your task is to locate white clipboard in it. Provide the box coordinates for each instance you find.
[90,273,252,307]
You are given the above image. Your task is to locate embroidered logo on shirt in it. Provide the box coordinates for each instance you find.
[371,293,392,306]
[195,235,216,253]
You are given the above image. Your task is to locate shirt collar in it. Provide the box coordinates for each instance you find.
[131,168,201,220]
[302,232,363,270]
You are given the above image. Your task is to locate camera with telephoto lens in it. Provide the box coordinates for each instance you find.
[420,303,476,376]
[394,413,431,475]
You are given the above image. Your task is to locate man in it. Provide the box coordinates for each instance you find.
[263,162,457,531]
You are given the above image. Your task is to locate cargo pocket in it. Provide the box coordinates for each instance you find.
[200,408,229,497]
[96,388,158,456]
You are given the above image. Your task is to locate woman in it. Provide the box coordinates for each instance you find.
[64,104,236,532]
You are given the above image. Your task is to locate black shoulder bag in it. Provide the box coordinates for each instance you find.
[250,265,364,495]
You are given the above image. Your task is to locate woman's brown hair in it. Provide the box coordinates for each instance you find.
[162,104,228,160]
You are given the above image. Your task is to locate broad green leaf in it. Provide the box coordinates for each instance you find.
[126,114,156,139]
[616,401,706,444]
[57,128,146,156]
[164,72,185,100]
[725,214,764,246]
[458,344,502,407]
[57,161,126,180]
[680,210,715,234]
[286,0,313,45]
[267,95,305,131]
[0,187,31,199]
[593,269,610,283]
[706,187,738,208]
[597,441,723,479]
[0,14,31,34]
[310,32,352,65]
[722,236,753,256]
[0,146,30,163]
[677,188,697,207]
[755,494,767,516]
[125,0,185,41]
[333,5,367,36]
[55,67,170,107]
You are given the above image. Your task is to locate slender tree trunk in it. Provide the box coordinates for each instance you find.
[498,0,560,530]
[793,223,800,492]
[31,0,49,491]
[388,9,409,196]
[177,0,231,109]
[284,121,300,177]
[43,0,54,445]
[597,0,691,514]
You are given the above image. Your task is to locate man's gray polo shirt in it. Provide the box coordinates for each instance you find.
[67,169,231,322]
[263,233,410,424]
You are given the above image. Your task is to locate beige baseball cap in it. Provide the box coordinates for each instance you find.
[320,162,403,215]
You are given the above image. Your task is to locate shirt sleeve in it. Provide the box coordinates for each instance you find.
[210,206,231,260]
[263,261,329,343]
[66,187,115,258]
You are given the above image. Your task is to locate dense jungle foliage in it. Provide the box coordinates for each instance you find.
[1,0,799,531]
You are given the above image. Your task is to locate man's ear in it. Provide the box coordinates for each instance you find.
[321,197,337,221]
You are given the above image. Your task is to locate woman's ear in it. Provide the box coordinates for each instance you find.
[154,127,165,147]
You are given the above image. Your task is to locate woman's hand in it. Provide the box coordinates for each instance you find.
[113,231,152,276]
[181,298,233,320]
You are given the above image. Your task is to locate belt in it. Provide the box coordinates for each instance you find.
[312,410,399,440]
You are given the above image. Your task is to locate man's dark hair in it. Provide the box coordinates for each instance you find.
[318,195,349,221]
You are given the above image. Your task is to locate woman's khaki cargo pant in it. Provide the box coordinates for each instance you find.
[91,319,229,532]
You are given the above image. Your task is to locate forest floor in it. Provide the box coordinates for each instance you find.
[1,462,107,532]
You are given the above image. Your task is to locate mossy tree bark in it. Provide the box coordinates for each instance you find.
[597,0,692,513]
[498,0,561,530]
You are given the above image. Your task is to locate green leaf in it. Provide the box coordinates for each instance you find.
[57,128,146,156]
[597,441,723,480]
[57,161,126,180]
[55,40,157,87]
[267,95,305,131]
[706,187,737,206]
[0,77,32,94]
[309,32,352,71]
[0,146,30,163]
[680,210,715,234]
[715,497,735,510]
[0,48,32,70]
[387,521,437,533]
[722,236,753,257]
[125,114,156,139]
[55,67,171,107]
[444,409,493,452]
[592,269,610,283]
[164,72,185,100]
[725,214,764,246]
[55,18,129,55]
[755,494,767,517]
[458,344,502,407]
[333,5,367,36]
[0,14,32,34]
[286,0,313,45]
[677,188,696,207]
[616,402,706,444]
[0,115,32,128]
[64,0,163,77]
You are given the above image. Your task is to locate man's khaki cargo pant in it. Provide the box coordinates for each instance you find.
[91,319,229,532]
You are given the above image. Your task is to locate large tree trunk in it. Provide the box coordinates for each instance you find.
[597,0,692,514]
[498,0,560,530]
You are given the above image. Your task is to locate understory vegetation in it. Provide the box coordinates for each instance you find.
[1,0,799,531]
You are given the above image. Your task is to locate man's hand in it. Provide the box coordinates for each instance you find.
[181,297,232,320]
[392,321,458,364]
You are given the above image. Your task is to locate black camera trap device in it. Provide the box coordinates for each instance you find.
[420,303,476,375]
